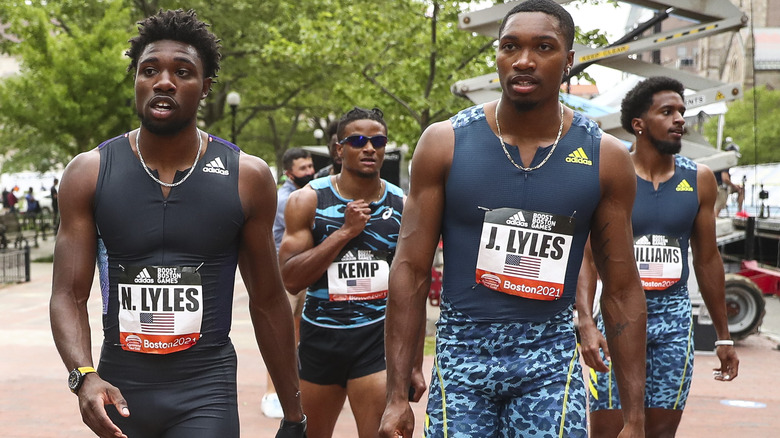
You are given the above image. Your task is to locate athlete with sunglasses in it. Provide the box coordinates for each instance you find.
[279,107,418,438]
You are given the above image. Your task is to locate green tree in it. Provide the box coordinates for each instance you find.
[347,1,495,143]
[0,0,609,178]
[153,0,497,177]
[0,0,135,172]
[704,86,780,165]
[194,0,497,175]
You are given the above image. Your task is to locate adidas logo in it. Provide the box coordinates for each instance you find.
[565,147,592,166]
[506,212,527,227]
[203,157,229,175]
[341,251,357,262]
[676,179,693,192]
[635,235,651,246]
[134,268,155,284]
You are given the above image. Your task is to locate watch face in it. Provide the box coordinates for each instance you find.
[68,369,81,392]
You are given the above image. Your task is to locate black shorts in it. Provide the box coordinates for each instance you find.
[298,319,386,387]
[100,342,239,438]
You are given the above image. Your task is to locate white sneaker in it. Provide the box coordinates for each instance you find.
[261,393,284,419]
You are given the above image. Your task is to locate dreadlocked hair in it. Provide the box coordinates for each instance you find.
[126,9,221,80]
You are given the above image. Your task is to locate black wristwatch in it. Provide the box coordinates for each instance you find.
[276,414,307,438]
[68,366,97,394]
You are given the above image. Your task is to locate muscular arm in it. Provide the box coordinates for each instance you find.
[379,121,452,438]
[721,170,740,192]
[590,135,647,432]
[576,237,610,372]
[278,186,369,293]
[692,165,739,380]
[237,154,303,423]
[50,151,129,438]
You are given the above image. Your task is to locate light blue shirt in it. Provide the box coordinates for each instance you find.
[273,179,298,252]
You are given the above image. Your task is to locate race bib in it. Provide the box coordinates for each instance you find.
[327,249,389,301]
[475,208,575,300]
[117,266,203,354]
[634,234,683,291]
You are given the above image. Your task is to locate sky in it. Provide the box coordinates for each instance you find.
[562,1,635,87]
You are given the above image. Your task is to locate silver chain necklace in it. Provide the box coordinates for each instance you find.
[333,175,384,202]
[135,128,203,188]
[494,98,565,172]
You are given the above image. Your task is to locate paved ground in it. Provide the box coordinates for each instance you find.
[2,238,780,437]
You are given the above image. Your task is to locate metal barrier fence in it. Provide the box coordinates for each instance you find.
[0,247,30,283]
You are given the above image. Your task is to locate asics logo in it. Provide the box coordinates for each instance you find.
[382,207,394,220]
[203,157,229,175]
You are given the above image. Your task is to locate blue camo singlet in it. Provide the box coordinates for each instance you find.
[589,155,700,412]
[442,104,602,323]
[303,176,404,329]
[632,154,699,297]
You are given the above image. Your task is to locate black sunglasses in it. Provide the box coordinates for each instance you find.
[339,135,388,149]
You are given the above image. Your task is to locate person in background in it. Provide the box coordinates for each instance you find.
[280,107,412,437]
[578,76,739,438]
[2,188,9,211]
[25,187,40,214]
[7,186,18,213]
[51,178,60,224]
[49,9,305,438]
[262,147,315,419]
[714,139,745,217]
[314,120,341,178]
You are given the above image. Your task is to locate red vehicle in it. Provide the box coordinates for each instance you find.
[702,215,780,340]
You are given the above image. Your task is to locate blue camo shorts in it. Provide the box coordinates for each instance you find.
[425,301,586,438]
[588,290,694,411]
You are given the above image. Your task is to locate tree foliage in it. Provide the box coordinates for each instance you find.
[1,0,610,178]
[181,0,496,176]
[704,86,780,165]
[0,0,135,172]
